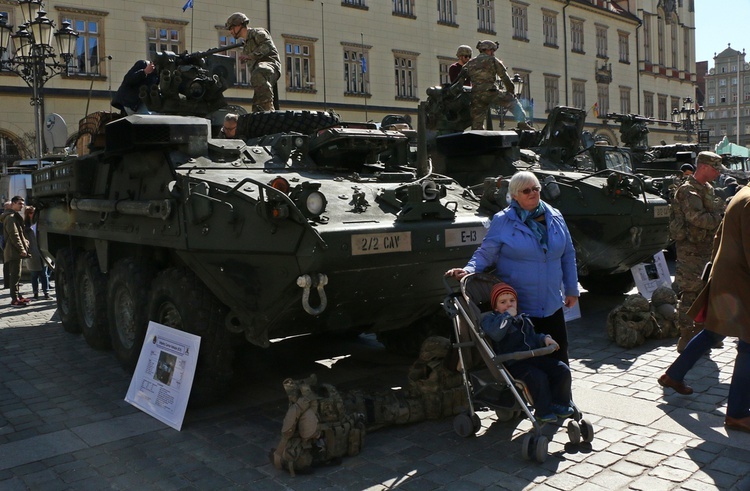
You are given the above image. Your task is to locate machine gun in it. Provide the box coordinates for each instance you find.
[144,43,243,117]
[603,112,676,149]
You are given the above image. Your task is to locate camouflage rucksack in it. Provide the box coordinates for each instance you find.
[271,375,365,476]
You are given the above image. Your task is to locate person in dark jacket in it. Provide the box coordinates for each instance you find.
[480,282,572,423]
[23,207,49,299]
[2,196,31,307]
[111,60,158,115]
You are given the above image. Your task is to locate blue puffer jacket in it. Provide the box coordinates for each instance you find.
[480,311,547,363]
[464,201,579,317]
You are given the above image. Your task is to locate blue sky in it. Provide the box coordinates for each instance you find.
[695,0,749,64]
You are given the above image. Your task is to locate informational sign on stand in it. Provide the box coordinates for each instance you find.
[125,322,200,431]
[630,250,672,300]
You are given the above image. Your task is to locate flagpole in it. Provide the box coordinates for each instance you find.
[361,32,367,121]
[190,1,194,51]
[321,2,327,109]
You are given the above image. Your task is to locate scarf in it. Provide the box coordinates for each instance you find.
[510,199,548,249]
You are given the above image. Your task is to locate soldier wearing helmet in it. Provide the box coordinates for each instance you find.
[451,40,532,131]
[225,12,281,112]
[449,45,472,84]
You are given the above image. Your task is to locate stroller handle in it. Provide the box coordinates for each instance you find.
[492,344,559,363]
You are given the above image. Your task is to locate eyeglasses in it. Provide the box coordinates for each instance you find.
[520,186,541,195]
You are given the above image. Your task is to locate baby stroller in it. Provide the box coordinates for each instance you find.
[443,273,594,463]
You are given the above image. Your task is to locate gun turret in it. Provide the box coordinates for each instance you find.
[604,112,676,149]
[145,44,244,117]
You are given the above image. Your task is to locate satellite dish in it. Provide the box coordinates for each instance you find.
[44,113,68,153]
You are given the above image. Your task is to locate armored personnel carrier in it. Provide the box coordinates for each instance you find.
[31,50,489,403]
[423,86,670,294]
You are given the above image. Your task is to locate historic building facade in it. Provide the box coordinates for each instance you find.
[0,0,696,164]
[702,45,749,148]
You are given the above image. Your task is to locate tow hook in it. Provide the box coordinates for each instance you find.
[296,273,328,315]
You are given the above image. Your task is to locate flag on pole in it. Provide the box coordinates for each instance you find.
[592,102,599,118]
[182,0,193,12]
[361,56,367,74]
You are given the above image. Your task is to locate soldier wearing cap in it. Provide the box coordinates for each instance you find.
[450,40,531,130]
[670,151,726,351]
[449,45,472,84]
[225,12,281,112]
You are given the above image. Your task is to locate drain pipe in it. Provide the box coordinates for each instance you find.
[563,0,571,105]
[635,11,643,114]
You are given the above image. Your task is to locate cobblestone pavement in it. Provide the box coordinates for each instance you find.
[1,276,749,490]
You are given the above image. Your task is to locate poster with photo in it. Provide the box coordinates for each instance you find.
[125,322,201,431]
[630,250,672,300]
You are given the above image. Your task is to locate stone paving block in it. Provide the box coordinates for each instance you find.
[629,474,679,491]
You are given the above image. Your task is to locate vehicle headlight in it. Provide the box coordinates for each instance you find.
[303,190,327,217]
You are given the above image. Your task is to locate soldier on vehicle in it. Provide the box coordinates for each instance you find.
[225,12,281,113]
[669,151,725,352]
[450,40,532,131]
[449,45,472,84]
[219,113,238,138]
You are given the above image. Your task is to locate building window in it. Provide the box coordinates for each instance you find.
[571,19,584,54]
[596,25,607,59]
[597,84,609,115]
[658,94,667,120]
[343,0,367,8]
[343,46,369,95]
[218,32,250,86]
[438,57,452,85]
[671,96,680,114]
[544,75,559,113]
[618,31,629,63]
[644,92,654,118]
[393,0,414,17]
[572,80,586,110]
[511,3,528,41]
[146,20,186,63]
[477,0,495,34]
[438,0,457,25]
[60,10,106,76]
[657,18,664,66]
[543,10,558,47]
[708,95,715,104]
[683,27,690,71]
[394,51,418,100]
[670,22,678,69]
[643,16,651,63]
[0,132,22,168]
[283,35,316,92]
[619,87,630,114]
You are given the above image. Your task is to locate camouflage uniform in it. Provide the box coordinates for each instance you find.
[241,28,281,112]
[670,152,725,351]
[452,47,527,130]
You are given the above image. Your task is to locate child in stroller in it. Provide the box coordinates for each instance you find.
[481,282,573,424]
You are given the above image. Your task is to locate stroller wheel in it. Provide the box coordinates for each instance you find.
[453,411,480,437]
[520,434,533,461]
[534,435,549,463]
[495,407,516,422]
[580,419,595,443]
[566,420,581,444]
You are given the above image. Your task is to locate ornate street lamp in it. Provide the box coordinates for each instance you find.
[512,73,525,98]
[671,97,706,144]
[0,1,78,169]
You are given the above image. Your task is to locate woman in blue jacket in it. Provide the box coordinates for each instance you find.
[446,171,579,365]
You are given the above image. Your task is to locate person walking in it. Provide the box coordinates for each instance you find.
[445,171,579,365]
[24,207,50,300]
[225,12,281,113]
[2,196,31,307]
[658,184,750,433]
[669,151,725,352]
[450,40,531,130]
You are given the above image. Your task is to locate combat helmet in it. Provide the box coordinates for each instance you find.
[456,45,472,57]
[476,40,499,52]
[225,12,249,29]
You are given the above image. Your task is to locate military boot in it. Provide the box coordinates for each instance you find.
[677,326,699,353]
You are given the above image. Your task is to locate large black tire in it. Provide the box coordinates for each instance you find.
[55,248,80,334]
[148,267,235,406]
[76,251,111,350]
[107,258,155,371]
[579,271,635,295]
[239,110,340,139]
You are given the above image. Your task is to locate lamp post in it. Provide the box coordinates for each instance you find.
[671,97,706,144]
[0,0,78,169]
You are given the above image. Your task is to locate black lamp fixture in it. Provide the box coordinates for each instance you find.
[671,97,705,143]
[0,0,78,168]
